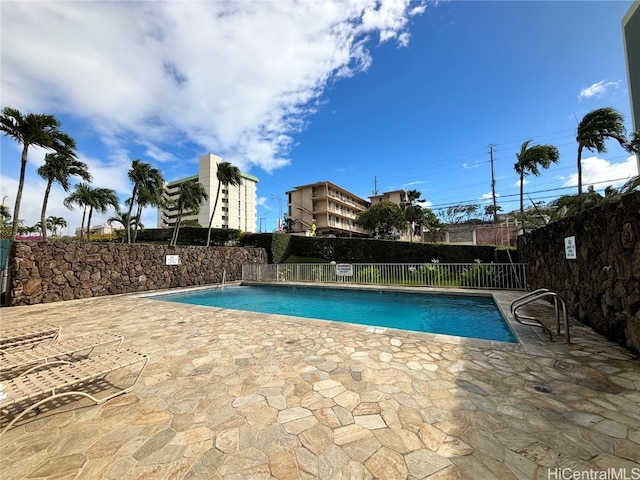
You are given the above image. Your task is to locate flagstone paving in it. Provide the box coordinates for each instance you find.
[1,285,639,479]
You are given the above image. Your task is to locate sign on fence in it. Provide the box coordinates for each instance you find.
[335,263,353,276]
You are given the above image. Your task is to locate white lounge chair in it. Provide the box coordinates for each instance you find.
[0,349,148,435]
[0,332,124,379]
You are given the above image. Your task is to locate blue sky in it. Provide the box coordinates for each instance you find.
[1,0,637,234]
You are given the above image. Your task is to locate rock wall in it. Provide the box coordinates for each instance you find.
[8,241,268,306]
[518,192,640,353]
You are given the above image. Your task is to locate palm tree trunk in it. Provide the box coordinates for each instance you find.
[40,179,54,241]
[133,203,143,243]
[79,207,87,240]
[171,211,183,247]
[206,184,222,247]
[519,171,524,215]
[11,146,30,240]
[125,186,137,244]
[86,207,93,241]
[577,145,584,212]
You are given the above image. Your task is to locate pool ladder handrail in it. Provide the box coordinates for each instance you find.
[510,288,570,343]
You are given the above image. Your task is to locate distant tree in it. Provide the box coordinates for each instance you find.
[0,107,76,240]
[576,107,627,210]
[207,162,242,247]
[421,207,445,242]
[282,216,294,233]
[47,215,67,236]
[438,204,480,224]
[484,204,502,221]
[628,129,640,157]
[85,187,119,241]
[125,159,164,244]
[37,151,91,240]
[170,179,208,246]
[108,209,140,243]
[400,190,426,242]
[64,182,94,239]
[356,200,406,237]
[0,203,11,225]
[514,140,559,216]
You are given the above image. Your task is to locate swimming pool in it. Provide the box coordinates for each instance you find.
[151,285,517,343]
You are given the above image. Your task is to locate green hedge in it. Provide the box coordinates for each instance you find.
[137,227,241,246]
[239,233,518,264]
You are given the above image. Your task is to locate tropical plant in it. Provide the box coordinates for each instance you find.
[63,182,93,239]
[0,202,11,225]
[47,216,67,236]
[170,179,208,246]
[0,107,76,240]
[108,209,141,242]
[514,140,560,219]
[64,183,118,240]
[206,162,242,247]
[400,190,426,242]
[125,159,164,244]
[422,209,445,242]
[356,200,406,237]
[628,129,640,157]
[576,107,627,209]
[438,204,481,224]
[37,151,91,240]
[85,187,119,241]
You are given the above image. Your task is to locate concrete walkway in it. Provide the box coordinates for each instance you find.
[0,285,639,479]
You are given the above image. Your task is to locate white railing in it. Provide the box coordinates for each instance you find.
[242,262,527,290]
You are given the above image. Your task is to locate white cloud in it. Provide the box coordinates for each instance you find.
[577,80,620,101]
[512,179,528,188]
[563,155,638,189]
[479,192,500,201]
[1,1,424,174]
[462,162,480,169]
[1,0,426,229]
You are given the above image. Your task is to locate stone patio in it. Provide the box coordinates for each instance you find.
[0,285,639,479]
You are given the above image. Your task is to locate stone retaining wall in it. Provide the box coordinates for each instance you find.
[518,192,640,353]
[8,241,267,306]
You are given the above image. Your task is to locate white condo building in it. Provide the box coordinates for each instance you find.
[158,154,259,232]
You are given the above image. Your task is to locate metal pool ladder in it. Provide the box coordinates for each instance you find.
[510,288,570,343]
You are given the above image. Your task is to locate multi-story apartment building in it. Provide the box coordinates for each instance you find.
[623,2,640,170]
[286,181,370,237]
[369,189,407,206]
[158,154,259,232]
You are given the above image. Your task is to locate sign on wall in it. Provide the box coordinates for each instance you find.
[564,236,577,260]
[165,255,180,265]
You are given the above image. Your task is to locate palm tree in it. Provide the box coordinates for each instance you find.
[1,107,76,240]
[125,160,164,244]
[64,182,93,239]
[108,209,141,243]
[37,152,91,240]
[400,190,425,242]
[132,183,165,243]
[514,140,560,215]
[628,129,640,157]
[171,179,208,246]
[206,162,242,247]
[576,107,627,209]
[85,187,119,241]
[47,216,67,236]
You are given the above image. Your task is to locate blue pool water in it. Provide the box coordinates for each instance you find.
[151,285,516,343]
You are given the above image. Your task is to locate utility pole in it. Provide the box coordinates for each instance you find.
[490,145,498,223]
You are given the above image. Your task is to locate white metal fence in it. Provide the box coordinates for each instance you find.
[242,262,527,290]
